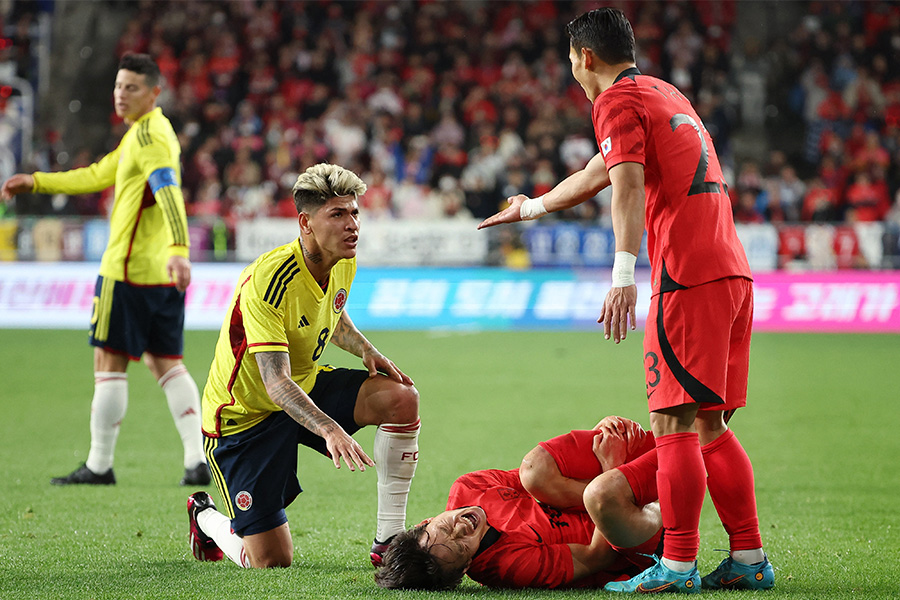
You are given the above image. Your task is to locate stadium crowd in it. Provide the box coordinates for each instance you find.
[3,1,900,240]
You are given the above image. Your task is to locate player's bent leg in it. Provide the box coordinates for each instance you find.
[353,376,420,565]
[243,523,294,568]
[520,445,588,509]
[584,469,661,550]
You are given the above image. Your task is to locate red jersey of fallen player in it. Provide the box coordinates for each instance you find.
[447,468,609,589]
[448,421,657,588]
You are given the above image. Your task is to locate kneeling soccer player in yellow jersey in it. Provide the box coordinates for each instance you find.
[187,163,420,569]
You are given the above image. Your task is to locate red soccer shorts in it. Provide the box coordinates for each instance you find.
[643,276,753,413]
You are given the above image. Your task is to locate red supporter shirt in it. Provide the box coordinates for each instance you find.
[593,68,752,293]
[448,468,618,589]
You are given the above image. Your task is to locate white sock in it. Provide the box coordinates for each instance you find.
[159,364,205,469]
[732,548,766,565]
[662,557,696,573]
[197,507,250,568]
[85,372,128,474]
[373,419,420,542]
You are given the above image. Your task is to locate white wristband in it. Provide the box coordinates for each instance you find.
[519,195,548,221]
[611,251,637,287]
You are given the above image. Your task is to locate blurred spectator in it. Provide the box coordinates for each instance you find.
[845,171,891,222]
[360,167,395,221]
[772,165,807,222]
[734,188,765,224]
[802,178,839,222]
[850,130,891,173]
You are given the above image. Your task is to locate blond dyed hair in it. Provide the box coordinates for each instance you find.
[292,163,367,214]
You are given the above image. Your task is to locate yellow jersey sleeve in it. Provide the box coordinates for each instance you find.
[243,265,292,354]
[32,148,120,195]
[141,113,190,258]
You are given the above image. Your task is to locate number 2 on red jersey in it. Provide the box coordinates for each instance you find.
[669,113,727,197]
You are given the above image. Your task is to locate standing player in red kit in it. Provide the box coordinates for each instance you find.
[479,8,773,594]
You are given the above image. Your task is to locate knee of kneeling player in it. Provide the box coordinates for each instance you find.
[386,383,420,424]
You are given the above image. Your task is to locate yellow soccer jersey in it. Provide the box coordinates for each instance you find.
[32,107,189,285]
[202,239,356,437]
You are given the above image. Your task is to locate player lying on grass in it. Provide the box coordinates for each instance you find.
[375,416,665,590]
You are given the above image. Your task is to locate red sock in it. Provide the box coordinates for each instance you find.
[656,432,705,562]
[617,447,658,506]
[701,429,762,551]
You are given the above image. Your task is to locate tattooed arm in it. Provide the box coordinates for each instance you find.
[331,311,414,384]
[255,351,373,471]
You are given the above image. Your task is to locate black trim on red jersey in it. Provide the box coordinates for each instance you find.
[614,66,642,84]
[473,527,501,559]
[659,261,688,293]
[655,276,724,405]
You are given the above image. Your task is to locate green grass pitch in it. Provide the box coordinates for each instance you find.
[2,329,898,599]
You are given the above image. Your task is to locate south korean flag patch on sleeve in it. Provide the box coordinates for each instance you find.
[600,136,612,157]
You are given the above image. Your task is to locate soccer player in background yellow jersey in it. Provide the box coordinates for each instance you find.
[1,54,209,487]
[186,163,421,570]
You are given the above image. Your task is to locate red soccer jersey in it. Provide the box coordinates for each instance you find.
[592,69,752,293]
[448,468,622,589]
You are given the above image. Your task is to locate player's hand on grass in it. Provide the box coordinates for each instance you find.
[324,428,374,472]
[362,347,414,385]
[592,424,628,472]
[1,173,34,202]
[477,194,527,230]
[598,284,637,343]
[166,254,192,292]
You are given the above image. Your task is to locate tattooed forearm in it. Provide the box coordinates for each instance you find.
[330,311,373,358]
[255,351,338,436]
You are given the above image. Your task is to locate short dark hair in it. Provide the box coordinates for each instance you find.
[118,53,161,87]
[373,524,467,590]
[566,8,636,65]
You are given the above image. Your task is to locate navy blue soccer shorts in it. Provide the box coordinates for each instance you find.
[204,366,369,536]
[88,275,185,361]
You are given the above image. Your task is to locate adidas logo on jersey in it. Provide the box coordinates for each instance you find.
[298,315,310,328]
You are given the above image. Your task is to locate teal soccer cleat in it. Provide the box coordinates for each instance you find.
[604,556,701,594]
[701,555,774,590]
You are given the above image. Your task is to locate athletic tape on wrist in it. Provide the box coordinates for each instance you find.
[611,251,637,287]
[519,195,548,220]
